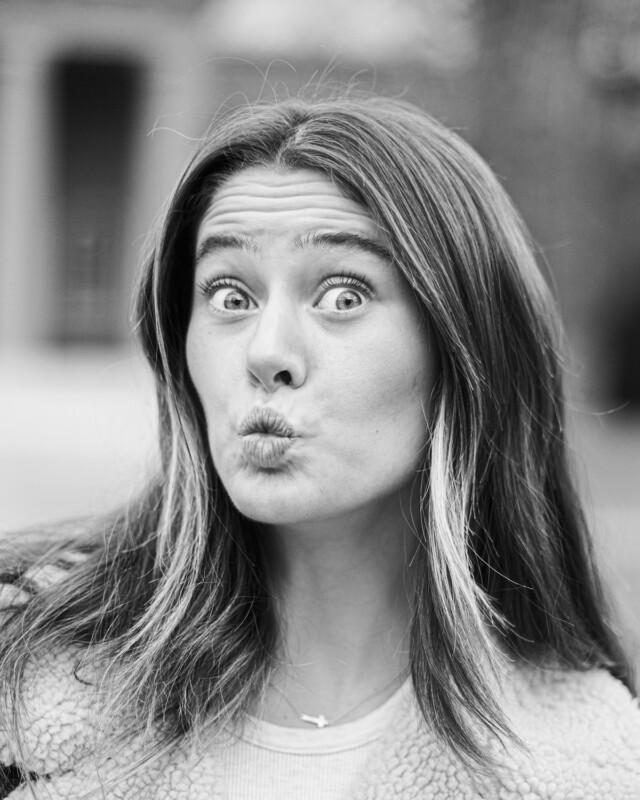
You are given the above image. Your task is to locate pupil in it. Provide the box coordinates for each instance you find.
[338,290,360,310]
[224,291,246,310]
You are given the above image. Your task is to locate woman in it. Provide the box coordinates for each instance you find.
[1,94,639,799]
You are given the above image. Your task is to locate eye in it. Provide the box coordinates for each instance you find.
[315,274,371,313]
[210,286,254,311]
[317,287,366,312]
[198,277,256,313]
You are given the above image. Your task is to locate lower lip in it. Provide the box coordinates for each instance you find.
[241,434,294,468]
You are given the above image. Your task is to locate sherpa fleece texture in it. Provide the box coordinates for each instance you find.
[1,647,640,799]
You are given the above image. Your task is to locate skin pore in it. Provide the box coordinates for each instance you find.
[186,166,436,726]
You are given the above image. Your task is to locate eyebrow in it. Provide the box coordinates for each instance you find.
[195,234,260,263]
[294,231,392,262]
[195,231,392,265]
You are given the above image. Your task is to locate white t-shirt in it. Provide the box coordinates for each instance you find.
[217,679,411,800]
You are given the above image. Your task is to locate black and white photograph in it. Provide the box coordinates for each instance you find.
[1,1,640,797]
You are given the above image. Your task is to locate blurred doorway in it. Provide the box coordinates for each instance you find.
[50,56,141,345]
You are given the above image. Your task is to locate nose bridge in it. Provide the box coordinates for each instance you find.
[246,291,306,390]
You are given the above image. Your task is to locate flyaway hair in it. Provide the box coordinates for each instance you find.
[0,93,633,783]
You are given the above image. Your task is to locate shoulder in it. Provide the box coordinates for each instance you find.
[507,660,640,727]
[502,663,640,797]
[0,548,99,777]
[0,648,100,776]
[0,648,224,799]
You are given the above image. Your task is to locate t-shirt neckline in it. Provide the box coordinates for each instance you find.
[240,677,412,755]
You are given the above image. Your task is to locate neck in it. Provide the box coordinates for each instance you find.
[258,496,416,726]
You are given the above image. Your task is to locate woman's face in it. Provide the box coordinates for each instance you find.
[186,166,436,527]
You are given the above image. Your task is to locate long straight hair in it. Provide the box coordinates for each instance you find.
[0,94,632,775]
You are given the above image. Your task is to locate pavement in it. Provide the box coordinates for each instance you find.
[0,348,158,529]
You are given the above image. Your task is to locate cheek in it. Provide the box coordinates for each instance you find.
[186,328,236,466]
[342,327,433,423]
[324,326,434,476]
[186,324,236,413]
[186,327,213,411]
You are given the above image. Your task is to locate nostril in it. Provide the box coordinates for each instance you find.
[276,370,293,386]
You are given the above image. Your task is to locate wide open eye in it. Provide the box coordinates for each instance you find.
[198,276,257,313]
[315,272,372,313]
[316,286,367,312]
[209,286,255,311]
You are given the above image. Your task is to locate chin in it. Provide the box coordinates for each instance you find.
[218,471,306,525]
[231,495,312,526]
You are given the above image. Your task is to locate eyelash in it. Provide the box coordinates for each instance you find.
[197,274,245,299]
[196,272,373,302]
[317,271,371,298]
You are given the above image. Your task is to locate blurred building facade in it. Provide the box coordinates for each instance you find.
[0,0,214,350]
[1,0,639,407]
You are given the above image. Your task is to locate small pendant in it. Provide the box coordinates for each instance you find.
[300,713,330,728]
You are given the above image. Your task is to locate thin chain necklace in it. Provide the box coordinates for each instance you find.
[274,671,407,729]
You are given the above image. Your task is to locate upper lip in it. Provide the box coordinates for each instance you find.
[238,407,295,438]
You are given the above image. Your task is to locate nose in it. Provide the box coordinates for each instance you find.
[245,302,307,392]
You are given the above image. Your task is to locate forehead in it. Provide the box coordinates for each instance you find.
[195,166,380,246]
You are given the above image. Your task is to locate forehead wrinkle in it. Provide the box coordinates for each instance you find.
[208,171,346,201]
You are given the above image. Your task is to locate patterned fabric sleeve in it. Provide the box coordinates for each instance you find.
[0,586,32,796]
[0,578,90,793]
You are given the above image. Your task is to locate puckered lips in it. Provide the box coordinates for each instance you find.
[238,407,296,468]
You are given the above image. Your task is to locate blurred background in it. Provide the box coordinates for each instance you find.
[0,0,639,664]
